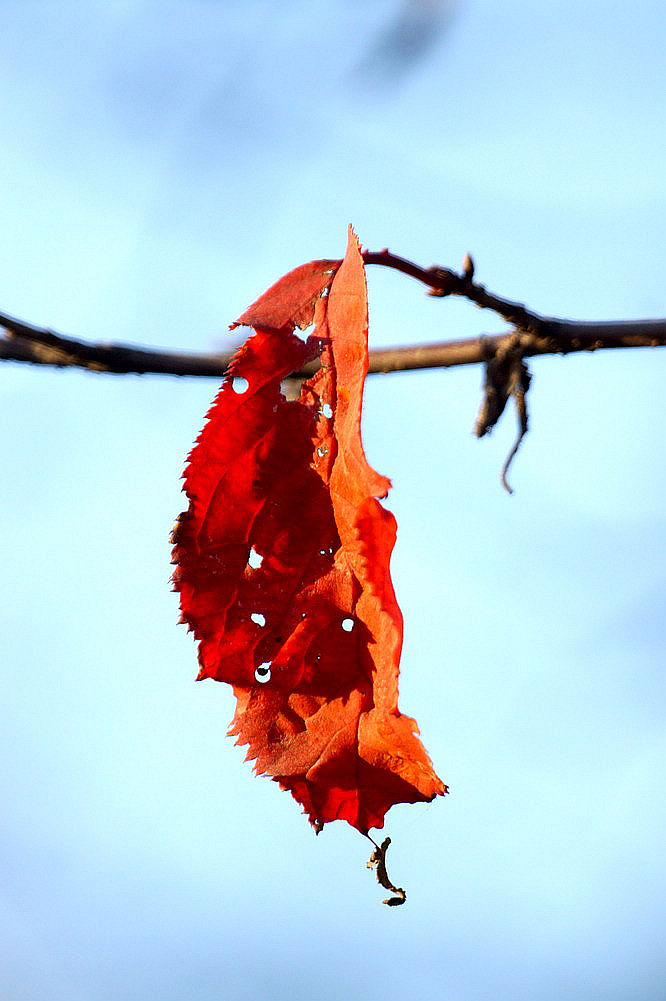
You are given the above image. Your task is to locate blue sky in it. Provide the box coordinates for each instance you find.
[1,3,665,999]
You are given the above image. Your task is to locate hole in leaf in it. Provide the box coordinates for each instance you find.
[255,662,272,683]
[251,612,266,627]
[232,376,249,394]
[248,547,263,569]
[320,403,333,419]
[341,618,355,633]
[317,445,329,457]
[293,322,315,344]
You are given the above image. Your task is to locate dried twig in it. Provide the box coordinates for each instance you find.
[2,250,665,379]
[2,251,664,490]
[4,317,664,378]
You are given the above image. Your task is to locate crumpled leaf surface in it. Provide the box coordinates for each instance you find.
[173,228,446,833]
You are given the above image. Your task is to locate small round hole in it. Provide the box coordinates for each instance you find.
[293,322,315,344]
[250,612,266,627]
[248,547,263,569]
[320,403,333,419]
[232,376,249,394]
[341,618,354,632]
[254,662,272,683]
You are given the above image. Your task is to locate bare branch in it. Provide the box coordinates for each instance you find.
[2,249,666,379]
[0,311,233,377]
[3,312,665,381]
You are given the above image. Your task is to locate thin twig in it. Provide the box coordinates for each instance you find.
[1,250,665,377]
[4,252,663,494]
[362,249,666,341]
[0,311,233,377]
[2,313,665,380]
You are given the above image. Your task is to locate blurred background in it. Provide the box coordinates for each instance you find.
[1,2,665,999]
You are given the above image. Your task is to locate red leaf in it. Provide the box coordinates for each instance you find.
[173,227,446,833]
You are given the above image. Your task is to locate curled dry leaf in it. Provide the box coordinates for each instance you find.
[366,836,406,906]
[172,227,446,834]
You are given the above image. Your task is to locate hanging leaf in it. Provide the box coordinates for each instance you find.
[172,227,446,834]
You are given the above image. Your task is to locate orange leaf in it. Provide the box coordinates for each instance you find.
[172,227,446,833]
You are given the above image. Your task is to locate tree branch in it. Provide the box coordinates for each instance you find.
[0,311,234,377]
[2,251,665,379]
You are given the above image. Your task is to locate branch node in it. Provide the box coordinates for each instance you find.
[425,266,458,297]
